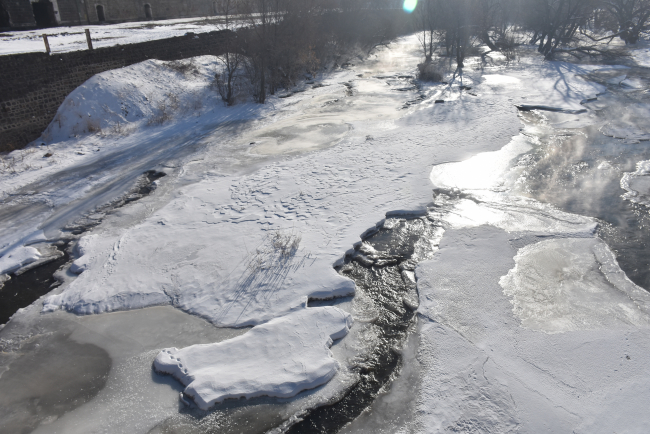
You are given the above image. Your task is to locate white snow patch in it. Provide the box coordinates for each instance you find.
[68,234,99,274]
[153,305,353,410]
[0,246,41,275]
[41,56,219,143]
[430,134,531,191]
[481,74,522,87]
[630,45,650,68]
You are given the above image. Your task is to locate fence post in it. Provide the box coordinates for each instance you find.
[85,29,93,50]
[42,34,50,54]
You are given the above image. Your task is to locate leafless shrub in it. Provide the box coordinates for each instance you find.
[0,147,36,174]
[213,66,244,106]
[417,62,443,82]
[0,154,18,174]
[500,35,520,63]
[86,118,102,134]
[242,56,266,103]
[147,100,172,126]
[109,120,134,136]
[187,92,204,113]
[299,46,321,75]
[271,229,302,258]
[166,59,199,76]
[244,228,302,275]
[166,92,181,112]
[147,93,179,126]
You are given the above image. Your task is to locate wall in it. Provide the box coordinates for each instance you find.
[0,30,232,151]
[56,0,85,24]
[88,0,216,23]
[0,0,36,27]
[0,0,218,28]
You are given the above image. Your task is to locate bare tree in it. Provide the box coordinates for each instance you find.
[439,0,474,67]
[475,0,504,51]
[526,0,594,58]
[414,0,438,61]
[603,0,650,43]
[215,0,243,105]
[239,0,284,103]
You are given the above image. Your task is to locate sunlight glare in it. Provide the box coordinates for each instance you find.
[403,0,418,13]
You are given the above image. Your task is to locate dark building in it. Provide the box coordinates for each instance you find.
[0,0,218,30]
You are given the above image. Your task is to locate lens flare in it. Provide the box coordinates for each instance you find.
[403,0,418,13]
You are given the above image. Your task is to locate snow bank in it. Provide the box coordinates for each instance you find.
[153,305,353,409]
[42,182,357,325]
[68,234,98,275]
[41,56,219,143]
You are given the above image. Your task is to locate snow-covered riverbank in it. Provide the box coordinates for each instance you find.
[2,34,650,433]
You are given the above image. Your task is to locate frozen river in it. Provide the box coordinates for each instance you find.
[1,35,650,433]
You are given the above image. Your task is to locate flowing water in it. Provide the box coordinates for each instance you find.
[515,65,650,291]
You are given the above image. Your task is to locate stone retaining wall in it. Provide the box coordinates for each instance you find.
[0,30,231,151]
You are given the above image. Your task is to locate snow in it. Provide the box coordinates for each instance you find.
[0,17,230,55]
[415,226,650,433]
[629,42,650,68]
[428,132,597,236]
[429,134,532,191]
[0,245,41,275]
[41,56,219,143]
[2,33,650,432]
[154,305,353,409]
[410,44,650,434]
[38,37,518,328]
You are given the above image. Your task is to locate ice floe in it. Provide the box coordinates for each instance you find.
[153,305,353,409]
[500,237,650,333]
[0,246,41,275]
[621,159,650,207]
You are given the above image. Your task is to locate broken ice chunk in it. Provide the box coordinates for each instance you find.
[0,246,41,275]
[153,305,353,410]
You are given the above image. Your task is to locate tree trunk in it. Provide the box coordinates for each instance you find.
[481,31,498,51]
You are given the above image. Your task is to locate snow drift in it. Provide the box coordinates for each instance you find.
[41,56,221,142]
